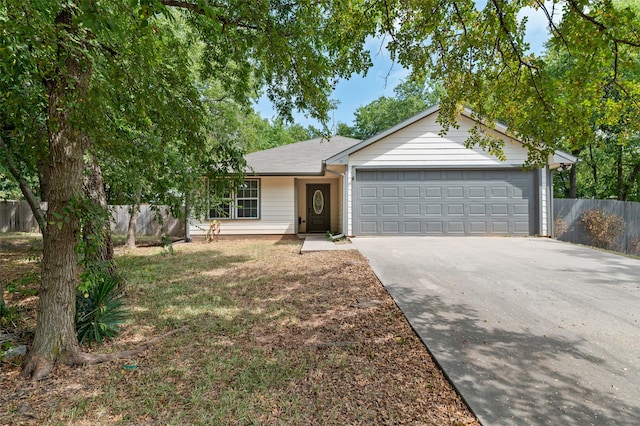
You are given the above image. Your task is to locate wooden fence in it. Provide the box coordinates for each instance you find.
[554,198,640,255]
[0,201,184,237]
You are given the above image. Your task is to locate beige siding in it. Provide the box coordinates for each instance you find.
[349,113,529,167]
[190,177,296,236]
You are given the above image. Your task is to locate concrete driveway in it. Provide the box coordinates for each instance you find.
[352,237,640,425]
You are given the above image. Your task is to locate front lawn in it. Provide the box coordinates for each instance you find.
[1,235,478,425]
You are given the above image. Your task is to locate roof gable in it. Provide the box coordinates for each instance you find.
[325,105,577,167]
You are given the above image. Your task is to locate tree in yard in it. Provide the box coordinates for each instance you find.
[5,0,640,382]
[371,0,640,167]
[2,0,371,380]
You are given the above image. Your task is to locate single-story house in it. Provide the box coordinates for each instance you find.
[188,105,577,238]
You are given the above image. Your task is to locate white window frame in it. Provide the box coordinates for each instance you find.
[208,179,260,220]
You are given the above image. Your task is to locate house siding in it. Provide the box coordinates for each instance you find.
[348,114,528,167]
[345,112,551,236]
[189,177,296,236]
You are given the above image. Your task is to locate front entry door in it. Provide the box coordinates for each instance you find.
[306,184,330,233]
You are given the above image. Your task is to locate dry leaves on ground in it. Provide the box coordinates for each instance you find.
[1,237,479,425]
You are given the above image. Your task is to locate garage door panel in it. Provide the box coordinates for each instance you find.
[491,204,509,215]
[491,222,509,233]
[404,204,421,215]
[403,171,421,180]
[382,222,399,233]
[447,204,464,215]
[426,187,443,198]
[404,187,420,197]
[360,187,377,198]
[426,205,442,215]
[382,187,399,198]
[354,169,536,236]
[447,222,465,233]
[491,186,508,198]
[382,204,399,215]
[469,204,486,215]
[514,221,530,233]
[469,187,486,198]
[469,221,488,233]
[360,221,378,232]
[426,222,444,233]
[360,204,377,215]
[513,204,530,215]
[404,222,421,233]
[447,187,464,198]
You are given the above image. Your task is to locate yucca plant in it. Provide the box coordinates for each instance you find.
[76,270,127,345]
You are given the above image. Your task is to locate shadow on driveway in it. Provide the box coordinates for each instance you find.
[354,237,640,425]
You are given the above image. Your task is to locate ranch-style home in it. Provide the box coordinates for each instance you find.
[188,105,577,238]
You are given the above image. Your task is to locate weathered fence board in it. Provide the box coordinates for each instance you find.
[0,201,184,237]
[554,198,640,255]
[110,205,184,237]
[0,202,46,232]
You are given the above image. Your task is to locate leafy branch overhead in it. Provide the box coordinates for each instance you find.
[2,0,640,383]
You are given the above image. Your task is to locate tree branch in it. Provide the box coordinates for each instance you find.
[566,0,640,48]
[0,134,46,233]
[158,0,264,32]
[490,0,539,72]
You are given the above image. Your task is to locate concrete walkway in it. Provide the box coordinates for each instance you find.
[300,235,356,253]
[352,237,640,425]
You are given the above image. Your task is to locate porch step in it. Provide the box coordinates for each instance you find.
[300,235,356,253]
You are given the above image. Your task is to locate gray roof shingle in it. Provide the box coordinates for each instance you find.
[245,135,361,175]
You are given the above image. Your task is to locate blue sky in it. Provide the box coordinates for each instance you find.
[254,5,556,130]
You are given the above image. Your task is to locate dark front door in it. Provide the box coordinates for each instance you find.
[306,184,330,233]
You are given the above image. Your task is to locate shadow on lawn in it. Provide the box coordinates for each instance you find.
[383,282,640,426]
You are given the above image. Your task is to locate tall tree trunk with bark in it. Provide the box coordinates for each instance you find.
[21,6,89,381]
[83,152,117,275]
[621,163,640,202]
[125,188,142,249]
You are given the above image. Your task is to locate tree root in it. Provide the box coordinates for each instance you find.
[22,326,188,381]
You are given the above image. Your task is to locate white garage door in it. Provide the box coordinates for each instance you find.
[353,169,537,236]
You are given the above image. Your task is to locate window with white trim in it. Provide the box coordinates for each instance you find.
[208,179,260,219]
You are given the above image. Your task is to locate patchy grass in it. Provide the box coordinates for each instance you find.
[1,234,478,425]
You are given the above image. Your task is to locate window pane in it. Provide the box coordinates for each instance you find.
[209,202,231,219]
[236,199,258,218]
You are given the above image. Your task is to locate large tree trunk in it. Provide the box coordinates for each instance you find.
[21,6,89,381]
[83,152,117,274]
[125,188,142,249]
[621,162,640,202]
